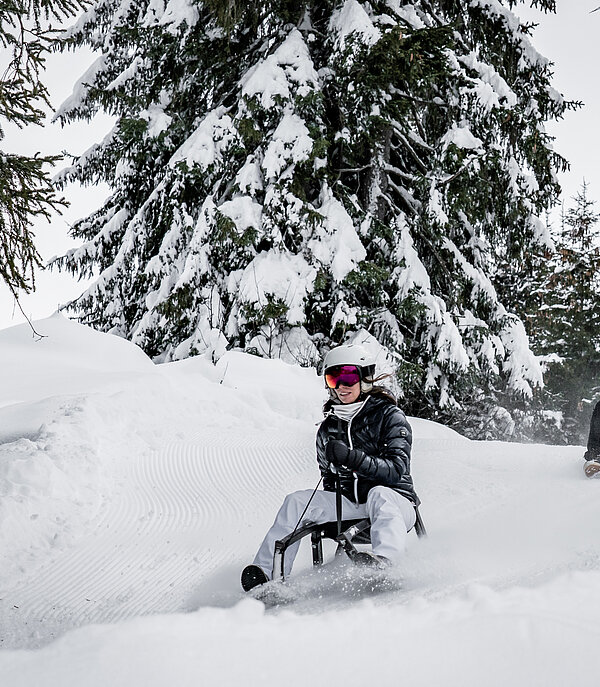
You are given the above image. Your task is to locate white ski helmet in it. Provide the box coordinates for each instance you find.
[322,344,376,380]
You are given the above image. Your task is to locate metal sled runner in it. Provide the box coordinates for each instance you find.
[272,506,427,582]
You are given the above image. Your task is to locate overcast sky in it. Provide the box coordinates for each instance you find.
[518,2,600,204]
[1,1,599,332]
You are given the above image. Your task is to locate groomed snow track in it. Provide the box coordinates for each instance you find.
[0,434,314,649]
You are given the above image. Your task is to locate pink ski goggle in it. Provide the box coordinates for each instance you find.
[325,365,361,389]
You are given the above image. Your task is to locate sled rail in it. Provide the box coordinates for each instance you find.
[272,506,426,582]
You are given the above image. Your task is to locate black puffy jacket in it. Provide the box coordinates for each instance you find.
[316,393,418,506]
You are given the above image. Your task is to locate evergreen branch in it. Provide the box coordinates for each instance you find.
[379,191,397,214]
[437,154,481,187]
[419,1,446,28]
[384,163,419,183]
[416,230,455,284]
[388,86,446,109]
[390,125,428,174]
[384,182,420,215]
[0,151,66,293]
[407,102,430,147]
[3,285,47,340]
[337,164,372,174]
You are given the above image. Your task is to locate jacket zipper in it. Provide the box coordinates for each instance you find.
[328,398,369,504]
[346,399,368,504]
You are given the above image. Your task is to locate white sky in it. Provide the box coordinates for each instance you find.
[518,1,600,208]
[1,1,599,332]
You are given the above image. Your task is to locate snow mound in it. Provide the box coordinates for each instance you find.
[0,312,155,408]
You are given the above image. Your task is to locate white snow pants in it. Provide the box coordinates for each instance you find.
[253,486,417,579]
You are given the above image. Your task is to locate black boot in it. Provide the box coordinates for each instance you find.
[352,551,391,570]
[241,564,269,591]
[584,402,600,477]
[584,458,600,478]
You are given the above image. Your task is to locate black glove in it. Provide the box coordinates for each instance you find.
[326,440,364,469]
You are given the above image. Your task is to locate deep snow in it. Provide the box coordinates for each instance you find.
[0,314,598,687]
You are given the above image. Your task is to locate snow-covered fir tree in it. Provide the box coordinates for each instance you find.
[52,0,570,438]
[526,182,600,443]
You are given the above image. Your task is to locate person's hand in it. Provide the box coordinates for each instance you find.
[326,440,364,469]
[326,439,349,466]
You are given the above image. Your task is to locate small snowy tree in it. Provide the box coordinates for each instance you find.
[527,182,600,442]
[53,0,570,437]
[0,0,84,300]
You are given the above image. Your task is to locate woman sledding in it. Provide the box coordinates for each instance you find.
[241,343,420,591]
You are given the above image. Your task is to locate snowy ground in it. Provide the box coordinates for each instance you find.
[0,314,598,686]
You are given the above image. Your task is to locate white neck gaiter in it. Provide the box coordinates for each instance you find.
[330,398,368,423]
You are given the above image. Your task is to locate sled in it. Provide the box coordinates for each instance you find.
[272,506,426,582]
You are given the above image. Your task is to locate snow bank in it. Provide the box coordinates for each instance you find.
[0,315,156,585]
[0,312,155,409]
